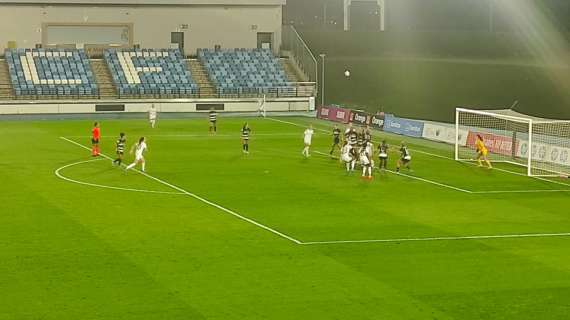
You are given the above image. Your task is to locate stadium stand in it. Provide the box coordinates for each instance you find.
[0,59,13,100]
[5,49,98,99]
[198,48,295,97]
[104,49,199,98]
[0,47,312,101]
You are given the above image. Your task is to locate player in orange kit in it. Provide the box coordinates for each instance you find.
[92,122,101,157]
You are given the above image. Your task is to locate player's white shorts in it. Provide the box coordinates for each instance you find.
[135,154,145,162]
[379,153,388,158]
[404,155,412,161]
[304,139,312,146]
[341,154,352,163]
[360,156,371,166]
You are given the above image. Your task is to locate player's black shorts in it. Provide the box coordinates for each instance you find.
[333,137,340,144]
[210,120,217,125]
[116,151,124,155]
[401,158,410,164]
[92,138,99,144]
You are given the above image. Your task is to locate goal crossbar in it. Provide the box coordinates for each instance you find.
[455,107,533,123]
[455,108,570,177]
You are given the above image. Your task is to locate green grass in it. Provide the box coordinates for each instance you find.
[2,116,570,319]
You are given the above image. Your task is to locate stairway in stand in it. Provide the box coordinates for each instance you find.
[0,60,14,100]
[91,59,118,99]
[187,59,217,98]
[280,58,305,83]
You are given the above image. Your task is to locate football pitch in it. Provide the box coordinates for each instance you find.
[2,115,570,319]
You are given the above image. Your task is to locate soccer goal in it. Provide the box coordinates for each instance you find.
[455,108,570,177]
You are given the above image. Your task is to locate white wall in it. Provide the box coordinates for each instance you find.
[0,1,286,4]
[0,4,283,55]
[0,98,310,115]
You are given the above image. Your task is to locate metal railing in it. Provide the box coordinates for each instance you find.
[215,83,316,99]
[282,25,318,86]
[0,82,316,101]
[0,83,103,100]
[117,87,201,99]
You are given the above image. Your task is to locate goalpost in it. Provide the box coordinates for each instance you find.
[455,108,570,177]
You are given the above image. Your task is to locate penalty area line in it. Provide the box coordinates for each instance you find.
[273,118,570,190]
[301,232,570,245]
[59,136,303,245]
[471,189,570,194]
[312,150,473,193]
[385,169,472,193]
[64,133,301,139]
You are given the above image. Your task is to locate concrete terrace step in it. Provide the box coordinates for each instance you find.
[90,59,118,99]
[0,60,14,99]
[280,58,303,83]
[187,59,217,98]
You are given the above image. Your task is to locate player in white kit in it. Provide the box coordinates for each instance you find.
[341,141,356,172]
[126,137,148,172]
[360,147,373,179]
[302,125,314,158]
[149,104,157,128]
[364,140,374,168]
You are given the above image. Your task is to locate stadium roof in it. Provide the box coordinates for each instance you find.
[0,0,285,5]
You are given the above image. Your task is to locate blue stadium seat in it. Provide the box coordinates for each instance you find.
[5,48,98,97]
[198,48,292,95]
[104,49,198,97]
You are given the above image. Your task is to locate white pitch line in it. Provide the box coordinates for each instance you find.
[301,232,570,245]
[532,175,570,187]
[312,151,473,193]
[55,158,185,195]
[424,153,570,189]
[471,189,570,194]
[59,136,302,245]
[267,117,315,130]
[358,136,570,188]
[385,170,473,193]
[65,133,300,139]
[314,150,568,194]
[274,118,570,190]
[459,160,570,188]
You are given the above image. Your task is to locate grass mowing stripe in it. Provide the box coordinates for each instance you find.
[312,150,473,193]
[313,149,569,194]
[274,117,570,190]
[59,127,570,247]
[59,136,303,245]
[419,153,570,188]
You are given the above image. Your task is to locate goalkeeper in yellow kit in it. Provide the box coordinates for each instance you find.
[475,135,493,169]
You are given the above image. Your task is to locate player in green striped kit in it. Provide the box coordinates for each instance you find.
[113,133,126,166]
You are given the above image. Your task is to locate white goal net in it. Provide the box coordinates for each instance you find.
[455,108,570,177]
